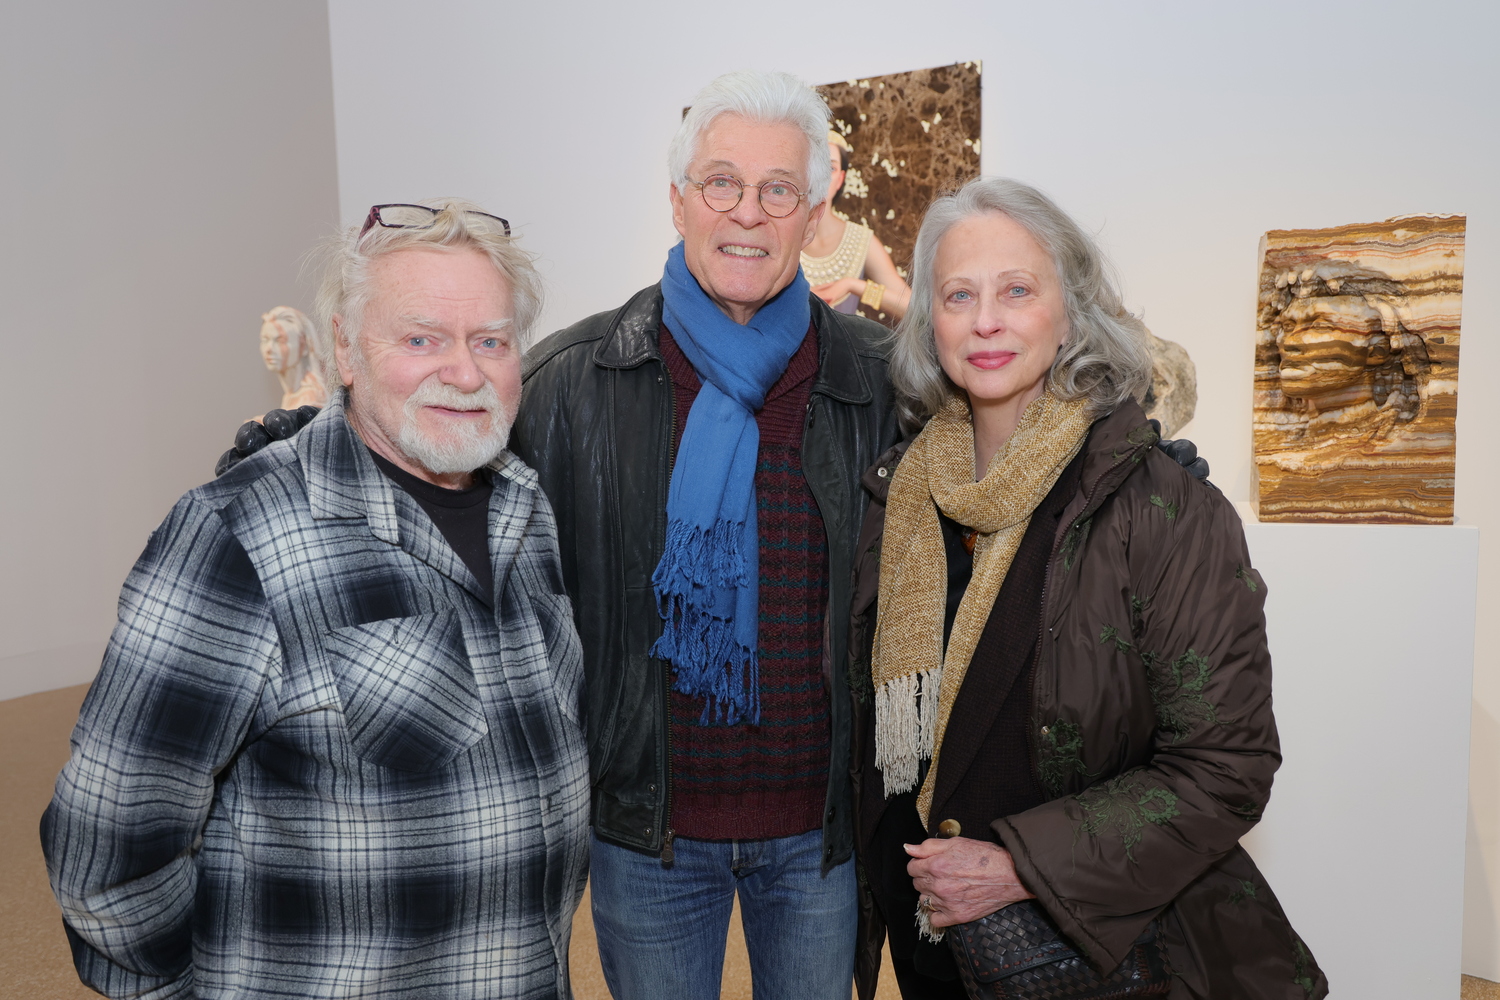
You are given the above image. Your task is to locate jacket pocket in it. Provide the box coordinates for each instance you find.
[525,588,584,730]
[324,609,488,772]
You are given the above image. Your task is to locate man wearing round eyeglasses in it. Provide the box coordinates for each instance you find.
[513,70,899,999]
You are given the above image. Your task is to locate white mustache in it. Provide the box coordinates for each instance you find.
[403,377,502,416]
[395,374,515,475]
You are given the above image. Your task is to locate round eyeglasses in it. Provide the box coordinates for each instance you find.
[358,203,511,240]
[691,175,806,219]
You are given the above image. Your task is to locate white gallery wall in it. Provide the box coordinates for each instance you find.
[326,0,1500,979]
[0,3,340,697]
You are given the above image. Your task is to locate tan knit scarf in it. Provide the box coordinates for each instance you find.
[873,391,1092,826]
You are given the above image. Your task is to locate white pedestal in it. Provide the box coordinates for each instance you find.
[1236,507,1477,998]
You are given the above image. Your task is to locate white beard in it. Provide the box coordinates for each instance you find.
[394,376,514,474]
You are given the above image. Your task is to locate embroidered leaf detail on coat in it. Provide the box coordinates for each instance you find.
[1075,773,1179,862]
[1147,648,1220,742]
[1037,720,1087,798]
[1148,495,1179,520]
[1230,800,1263,821]
[1060,517,1093,572]
[1226,879,1258,904]
[847,651,873,704]
[1130,594,1151,639]
[1099,625,1133,653]
[1236,564,1261,593]
[1121,425,1159,459]
[1292,937,1317,996]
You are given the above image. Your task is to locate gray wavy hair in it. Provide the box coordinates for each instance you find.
[668,70,832,208]
[311,197,543,387]
[890,177,1152,428]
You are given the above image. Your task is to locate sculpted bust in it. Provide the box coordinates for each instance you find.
[259,305,328,411]
[1139,326,1197,439]
[1252,217,1463,523]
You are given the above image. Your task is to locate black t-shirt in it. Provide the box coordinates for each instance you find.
[369,450,494,605]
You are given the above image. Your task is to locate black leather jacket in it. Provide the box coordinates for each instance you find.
[511,283,900,869]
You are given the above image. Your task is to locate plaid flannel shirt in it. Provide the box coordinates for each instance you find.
[42,398,589,1000]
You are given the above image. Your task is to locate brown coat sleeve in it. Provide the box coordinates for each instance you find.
[993,457,1279,972]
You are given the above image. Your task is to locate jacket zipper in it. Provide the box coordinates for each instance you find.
[803,394,839,870]
[1040,446,1140,644]
[660,357,676,867]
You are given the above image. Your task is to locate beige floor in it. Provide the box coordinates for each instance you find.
[7,684,1498,1000]
[2,684,903,1000]
[6,685,1493,1000]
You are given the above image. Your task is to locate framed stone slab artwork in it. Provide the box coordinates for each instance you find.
[1252,215,1464,524]
[814,63,982,325]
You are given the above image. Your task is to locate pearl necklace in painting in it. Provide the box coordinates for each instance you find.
[801,219,872,287]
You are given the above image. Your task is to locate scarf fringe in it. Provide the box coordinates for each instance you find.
[650,592,761,726]
[873,667,941,797]
[916,906,945,944]
[656,516,748,590]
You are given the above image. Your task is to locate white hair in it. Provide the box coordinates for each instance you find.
[668,70,832,207]
[311,197,543,387]
[891,177,1153,428]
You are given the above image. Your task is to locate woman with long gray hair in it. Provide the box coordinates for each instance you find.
[848,177,1325,999]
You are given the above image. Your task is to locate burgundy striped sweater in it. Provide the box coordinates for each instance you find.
[659,324,831,841]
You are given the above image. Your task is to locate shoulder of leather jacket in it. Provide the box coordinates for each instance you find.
[814,297,894,363]
[522,284,662,382]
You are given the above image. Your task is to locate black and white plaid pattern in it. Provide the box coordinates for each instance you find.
[42,398,589,1000]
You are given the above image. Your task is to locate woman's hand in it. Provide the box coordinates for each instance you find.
[812,276,865,307]
[905,836,1036,928]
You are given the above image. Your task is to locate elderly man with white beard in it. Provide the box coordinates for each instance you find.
[43,201,590,1000]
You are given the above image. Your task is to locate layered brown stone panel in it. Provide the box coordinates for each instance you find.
[816,62,981,321]
[1252,216,1464,523]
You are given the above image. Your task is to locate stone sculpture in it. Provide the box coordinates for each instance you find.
[1252,215,1464,523]
[259,305,328,411]
[1141,327,1197,438]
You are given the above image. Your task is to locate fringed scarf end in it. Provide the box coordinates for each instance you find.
[656,516,748,590]
[873,667,941,798]
[915,905,945,944]
[650,594,761,726]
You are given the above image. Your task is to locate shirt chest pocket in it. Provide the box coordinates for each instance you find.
[324,609,489,772]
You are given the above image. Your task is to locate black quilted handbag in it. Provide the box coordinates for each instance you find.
[945,900,1171,1000]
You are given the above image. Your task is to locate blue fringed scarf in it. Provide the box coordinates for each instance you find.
[651,242,811,725]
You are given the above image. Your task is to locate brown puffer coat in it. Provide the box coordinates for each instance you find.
[848,399,1328,1000]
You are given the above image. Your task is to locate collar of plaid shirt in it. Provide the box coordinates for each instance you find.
[301,390,539,603]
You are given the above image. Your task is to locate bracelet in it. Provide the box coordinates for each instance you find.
[860,280,885,311]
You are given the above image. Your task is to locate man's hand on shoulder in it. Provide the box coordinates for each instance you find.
[216,405,320,477]
[1149,419,1211,482]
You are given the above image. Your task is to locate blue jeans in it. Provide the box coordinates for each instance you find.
[589,830,857,1000]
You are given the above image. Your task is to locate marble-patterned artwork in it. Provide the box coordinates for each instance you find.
[260,305,328,411]
[1252,215,1464,524]
[1142,328,1198,438]
[815,63,982,321]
